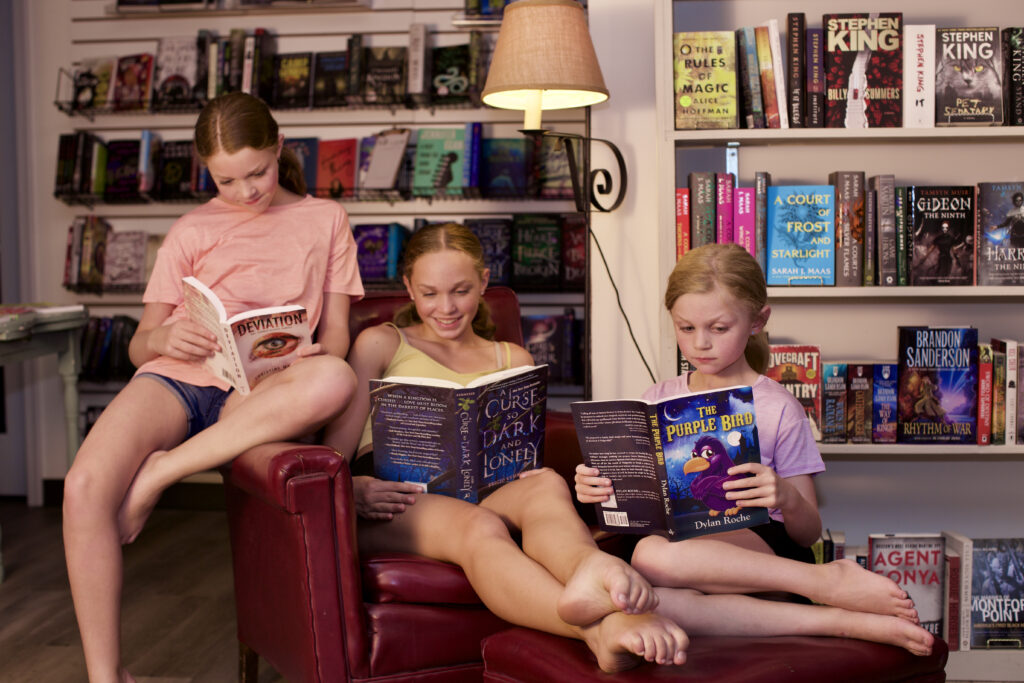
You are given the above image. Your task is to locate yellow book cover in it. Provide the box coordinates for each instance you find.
[673,31,738,130]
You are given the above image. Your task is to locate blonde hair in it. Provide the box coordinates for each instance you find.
[394,222,496,339]
[665,243,770,374]
[193,92,306,195]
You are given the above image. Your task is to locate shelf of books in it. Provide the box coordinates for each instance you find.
[658,0,1024,675]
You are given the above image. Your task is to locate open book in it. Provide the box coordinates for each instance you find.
[182,276,311,395]
[571,384,769,540]
[370,364,548,503]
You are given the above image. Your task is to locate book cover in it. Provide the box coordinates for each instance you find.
[872,363,898,444]
[992,339,1018,446]
[412,128,465,197]
[907,186,975,286]
[943,529,974,651]
[970,538,1024,649]
[764,18,789,128]
[271,52,312,108]
[536,135,579,200]
[156,139,195,201]
[182,276,310,395]
[316,138,358,199]
[978,342,993,445]
[511,214,561,291]
[74,55,119,111]
[754,25,782,128]
[353,223,409,283]
[102,231,148,292]
[869,533,945,637]
[370,365,548,503]
[936,27,1004,126]
[823,13,903,127]
[734,187,755,260]
[283,137,319,196]
[822,361,848,443]
[571,384,769,539]
[481,138,529,198]
[113,53,155,111]
[688,171,716,248]
[715,172,734,243]
[561,213,587,292]
[55,133,77,195]
[153,36,199,111]
[462,121,482,198]
[312,51,349,108]
[1004,28,1024,126]
[103,139,143,203]
[430,43,472,106]
[903,25,936,127]
[78,216,112,292]
[765,185,835,286]
[977,182,1024,286]
[672,31,738,130]
[766,344,823,441]
[466,217,512,286]
[787,13,806,128]
[137,129,161,198]
[362,128,411,197]
[735,26,765,129]
[805,28,825,127]
[870,174,898,286]
[829,171,866,287]
[897,326,979,444]
[363,46,407,105]
[523,312,575,384]
[847,363,873,443]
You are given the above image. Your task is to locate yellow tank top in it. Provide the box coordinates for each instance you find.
[357,323,513,453]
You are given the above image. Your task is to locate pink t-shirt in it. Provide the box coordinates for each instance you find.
[642,373,824,522]
[136,195,364,389]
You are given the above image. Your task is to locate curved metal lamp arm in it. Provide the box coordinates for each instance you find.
[521,130,628,213]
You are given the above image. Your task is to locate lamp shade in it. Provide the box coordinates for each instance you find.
[482,0,609,118]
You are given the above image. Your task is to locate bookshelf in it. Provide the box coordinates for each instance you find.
[648,0,1024,677]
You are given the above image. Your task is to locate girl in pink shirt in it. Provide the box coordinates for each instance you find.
[63,92,363,683]
[575,243,935,656]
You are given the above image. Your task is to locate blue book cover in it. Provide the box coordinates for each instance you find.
[897,326,979,444]
[283,137,319,196]
[873,363,898,443]
[571,385,769,539]
[822,362,848,443]
[353,223,407,282]
[481,138,529,198]
[766,185,835,285]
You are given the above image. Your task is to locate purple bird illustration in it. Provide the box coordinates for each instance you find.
[682,435,743,516]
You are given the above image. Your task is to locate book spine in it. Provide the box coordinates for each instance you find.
[645,404,674,535]
[830,171,865,287]
[902,25,935,128]
[961,539,972,651]
[715,172,734,244]
[1003,340,1018,445]
[688,171,716,248]
[766,19,789,128]
[734,187,755,259]
[1004,28,1024,126]
[946,553,961,651]
[739,27,765,128]
[223,322,249,395]
[894,185,909,286]
[241,33,256,94]
[786,13,805,129]
[347,33,363,105]
[207,39,219,100]
[754,170,770,273]
[408,23,427,104]
[978,342,993,445]
[735,29,755,128]
[675,186,690,259]
[863,180,876,285]
[455,386,479,502]
[754,26,781,129]
[872,175,897,285]
[805,28,824,127]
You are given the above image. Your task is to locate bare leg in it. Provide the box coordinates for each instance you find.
[653,587,934,656]
[359,485,686,672]
[63,378,188,683]
[118,356,355,541]
[633,533,918,621]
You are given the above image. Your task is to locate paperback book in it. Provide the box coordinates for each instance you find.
[765,185,835,286]
[822,13,903,127]
[970,538,1024,649]
[847,363,873,443]
[977,182,1024,286]
[907,186,975,286]
[672,31,738,129]
[822,362,848,443]
[936,27,1004,126]
[873,363,898,444]
[370,365,548,503]
[869,533,946,637]
[570,384,769,540]
[766,344,823,441]
[181,276,311,395]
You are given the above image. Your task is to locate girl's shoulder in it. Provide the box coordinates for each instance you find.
[641,374,689,402]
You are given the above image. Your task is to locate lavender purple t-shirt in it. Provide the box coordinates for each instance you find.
[641,373,825,522]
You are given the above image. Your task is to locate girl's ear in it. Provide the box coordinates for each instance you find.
[276,134,285,158]
[751,305,771,334]
[403,275,414,300]
[480,267,490,292]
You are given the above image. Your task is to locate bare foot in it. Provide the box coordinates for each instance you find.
[815,559,918,621]
[117,450,167,544]
[580,612,688,672]
[833,609,935,656]
[120,667,138,683]
[557,551,658,626]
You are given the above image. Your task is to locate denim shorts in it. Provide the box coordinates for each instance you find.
[137,373,232,440]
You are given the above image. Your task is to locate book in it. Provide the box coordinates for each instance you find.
[823,13,903,127]
[944,546,962,650]
[977,182,1024,286]
[688,171,716,248]
[412,128,465,197]
[735,27,765,129]
[765,185,835,286]
[570,384,770,540]
[978,342,993,446]
[991,339,1018,446]
[829,171,866,287]
[511,214,561,291]
[153,36,199,111]
[464,122,484,199]
[753,171,770,273]
[754,25,782,128]
[672,31,738,129]
[787,13,806,129]
[993,344,1007,445]
[181,276,311,396]
[481,138,530,198]
[370,365,548,503]
[970,538,1024,649]
[733,187,755,260]
[822,362,848,443]
[102,230,149,292]
[346,33,365,105]
[870,174,898,286]
[897,326,979,444]
[311,51,349,108]
[847,363,873,443]
[466,218,513,286]
[270,52,312,108]
[1018,352,1024,444]
[560,213,587,292]
[675,187,690,259]
[805,28,825,127]
[352,223,409,283]
[872,363,898,444]
[137,129,161,199]
[315,138,358,199]
[766,344,823,441]
[78,215,112,292]
[407,23,430,107]
[362,128,411,197]
[943,529,974,651]
[763,19,789,128]
[156,140,195,201]
[522,312,575,384]
[430,43,472,106]
[112,53,155,111]
[936,27,1004,126]
[715,172,734,243]
[1004,28,1024,126]
[363,46,407,106]
[73,55,118,111]
[894,186,909,286]
[907,186,975,286]
[282,137,319,196]
[903,25,936,127]
[863,178,877,285]
[103,139,143,203]
[869,533,945,637]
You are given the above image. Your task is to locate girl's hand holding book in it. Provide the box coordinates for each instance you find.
[573,463,613,504]
[723,462,785,509]
[353,475,423,521]
[151,318,219,362]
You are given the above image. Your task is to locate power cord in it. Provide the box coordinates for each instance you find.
[588,227,657,385]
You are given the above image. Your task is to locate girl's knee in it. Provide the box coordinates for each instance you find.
[522,467,571,498]
[291,356,356,412]
[632,534,670,573]
[460,505,512,548]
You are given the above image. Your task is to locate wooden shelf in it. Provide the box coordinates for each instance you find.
[946,649,1024,682]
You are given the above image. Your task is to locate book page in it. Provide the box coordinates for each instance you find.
[182,277,244,391]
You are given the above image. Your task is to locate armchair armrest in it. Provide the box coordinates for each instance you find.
[223,441,343,512]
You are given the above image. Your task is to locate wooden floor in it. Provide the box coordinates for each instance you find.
[0,498,285,683]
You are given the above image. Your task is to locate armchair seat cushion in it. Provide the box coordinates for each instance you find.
[361,553,485,605]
